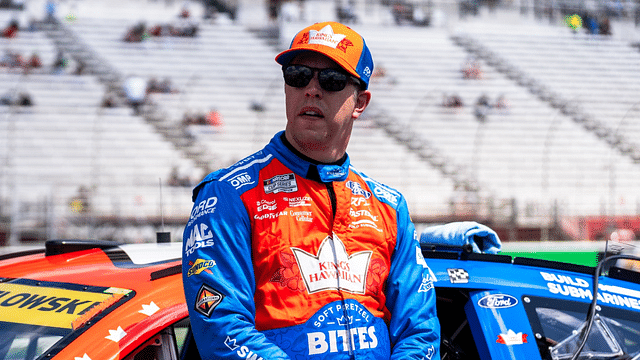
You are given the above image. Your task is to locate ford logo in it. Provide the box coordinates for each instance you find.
[478,294,518,309]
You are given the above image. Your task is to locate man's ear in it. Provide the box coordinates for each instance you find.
[352,90,372,119]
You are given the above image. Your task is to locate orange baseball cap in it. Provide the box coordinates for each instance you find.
[275,22,374,89]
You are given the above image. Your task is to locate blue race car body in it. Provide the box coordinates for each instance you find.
[429,247,640,360]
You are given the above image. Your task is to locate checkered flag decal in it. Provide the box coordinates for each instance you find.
[447,268,469,284]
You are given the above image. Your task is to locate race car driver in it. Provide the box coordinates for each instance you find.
[182,21,444,359]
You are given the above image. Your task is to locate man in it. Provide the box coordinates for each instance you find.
[183,21,442,359]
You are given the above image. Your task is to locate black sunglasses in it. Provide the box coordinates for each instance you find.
[282,64,360,92]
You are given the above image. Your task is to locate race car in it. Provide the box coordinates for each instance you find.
[0,238,639,359]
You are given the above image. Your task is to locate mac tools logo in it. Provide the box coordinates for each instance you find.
[291,235,372,294]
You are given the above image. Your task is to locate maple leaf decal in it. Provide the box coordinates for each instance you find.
[366,258,387,295]
[270,252,305,292]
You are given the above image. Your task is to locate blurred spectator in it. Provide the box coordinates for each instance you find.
[182,110,207,125]
[168,166,192,187]
[147,77,176,94]
[73,60,86,75]
[100,90,119,108]
[494,94,509,111]
[462,56,483,79]
[179,4,191,18]
[1,90,33,107]
[584,13,599,35]
[2,19,19,38]
[599,17,612,35]
[51,50,67,74]
[442,93,464,108]
[24,52,42,73]
[0,49,24,68]
[392,1,413,24]
[124,76,147,115]
[206,108,224,127]
[474,94,491,122]
[123,22,147,42]
[17,92,32,106]
[337,3,358,24]
[69,185,90,213]
[45,0,57,23]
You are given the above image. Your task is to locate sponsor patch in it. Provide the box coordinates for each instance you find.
[227,172,254,190]
[418,274,434,293]
[346,181,371,198]
[447,268,469,284]
[187,259,217,277]
[285,196,311,207]
[292,235,372,294]
[478,294,518,309]
[371,184,398,206]
[184,223,215,256]
[195,285,224,317]
[256,199,277,212]
[264,173,298,194]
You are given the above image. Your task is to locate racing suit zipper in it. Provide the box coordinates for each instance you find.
[325,181,356,357]
[326,182,337,221]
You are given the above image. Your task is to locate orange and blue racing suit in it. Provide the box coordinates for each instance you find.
[182,131,440,359]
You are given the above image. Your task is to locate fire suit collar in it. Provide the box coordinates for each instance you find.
[274,132,350,183]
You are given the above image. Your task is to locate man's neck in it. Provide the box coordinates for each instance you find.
[281,133,346,165]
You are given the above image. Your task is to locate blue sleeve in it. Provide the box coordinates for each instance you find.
[386,196,440,360]
[182,180,291,359]
[420,221,501,254]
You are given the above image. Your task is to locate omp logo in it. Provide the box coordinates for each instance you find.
[346,181,371,198]
[308,326,378,355]
[227,172,254,190]
[187,259,216,277]
[185,223,214,256]
[292,235,372,294]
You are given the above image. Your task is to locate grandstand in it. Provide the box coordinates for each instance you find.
[0,0,639,244]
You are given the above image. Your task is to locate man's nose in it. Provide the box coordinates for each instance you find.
[304,74,323,98]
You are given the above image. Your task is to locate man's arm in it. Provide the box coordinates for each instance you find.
[182,180,290,359]
[386,197,440,360]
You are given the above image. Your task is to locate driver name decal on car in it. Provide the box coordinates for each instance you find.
[0,283,124,329]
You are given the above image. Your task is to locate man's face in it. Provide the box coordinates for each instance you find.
[284,52,371,163]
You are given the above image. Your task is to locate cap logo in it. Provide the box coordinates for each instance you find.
[307,25,349,52]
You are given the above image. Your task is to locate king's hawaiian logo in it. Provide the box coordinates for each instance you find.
[291,235,372,294]
[307,25,352,53]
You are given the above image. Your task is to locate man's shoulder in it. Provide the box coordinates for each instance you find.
[349,166,404,209]
[193,150,275,200]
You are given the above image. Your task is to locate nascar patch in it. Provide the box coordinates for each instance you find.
[264,173,297,194]
[195,284,224,317]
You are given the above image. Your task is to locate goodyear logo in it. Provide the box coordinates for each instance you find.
[188,259,216,277]
[0,283,120,329]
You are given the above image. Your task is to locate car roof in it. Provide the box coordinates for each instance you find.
[0,240,187,359]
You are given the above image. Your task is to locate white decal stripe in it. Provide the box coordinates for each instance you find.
[219,154,273,182]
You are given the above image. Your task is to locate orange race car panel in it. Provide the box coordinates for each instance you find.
[0,242,187,360]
